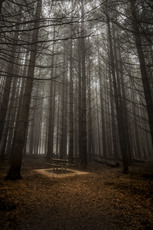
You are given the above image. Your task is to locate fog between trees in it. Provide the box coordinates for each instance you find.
[0,0,153,180]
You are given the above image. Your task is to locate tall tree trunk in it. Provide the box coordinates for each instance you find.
[87,54,93,161]
[130,0,153,149]
[108,61,119,159]
[78,31,82,162]
[80,0,87,167]
[96,83,101,156]
[56,97,60,156]
[0,31,18,142]
[115,28,133,162]
[60,44,67,158]
[69,18,74,163]
[98,50,106,158]
[47,34,55,160]
[6,0,42,180]
[4,78,19,157]
[130,76,141,159]
[107,14,129,173]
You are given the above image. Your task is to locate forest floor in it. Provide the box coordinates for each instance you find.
[0,157,153,230]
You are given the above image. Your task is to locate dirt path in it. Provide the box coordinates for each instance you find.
[0,159,153,230]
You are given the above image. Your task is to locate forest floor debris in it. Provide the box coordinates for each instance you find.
[0,158,153,230]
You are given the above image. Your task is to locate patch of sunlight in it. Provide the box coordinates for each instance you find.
[34,168,90,178]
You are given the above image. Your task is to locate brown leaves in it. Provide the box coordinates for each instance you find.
[0,159,153,230]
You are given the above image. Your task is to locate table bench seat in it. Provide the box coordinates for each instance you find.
[46,160,68,173]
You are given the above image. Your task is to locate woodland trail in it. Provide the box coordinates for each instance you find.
[0,158,153,230]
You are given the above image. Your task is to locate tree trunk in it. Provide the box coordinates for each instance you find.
[60,43,68,158]
[0,31,19,142]
[107,14,129,173]
[130,0,153,149]
[115,28,133,162]
[78,31,82,162]
[87,53,93,161]
[69,19,74,163]
[80,0,87,167]
[6,0,42,180]
[47,34,55,159]
[98,49,106,158]
[108,61,119,159]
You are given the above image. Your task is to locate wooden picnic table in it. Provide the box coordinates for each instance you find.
[46,158,69,173]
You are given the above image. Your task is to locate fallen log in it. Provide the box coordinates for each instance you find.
[94,157,120,168]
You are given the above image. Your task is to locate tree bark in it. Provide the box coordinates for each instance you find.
[0,30,19,142]
[80,0,87,167]
[69,21,74,163]
[6,0,42,180]
[98,49,106,158]
[130,0,153,149]
[107,14,129,173]
[47,29,55,159]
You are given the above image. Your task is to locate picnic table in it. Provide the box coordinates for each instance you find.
[46,158,69,173]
